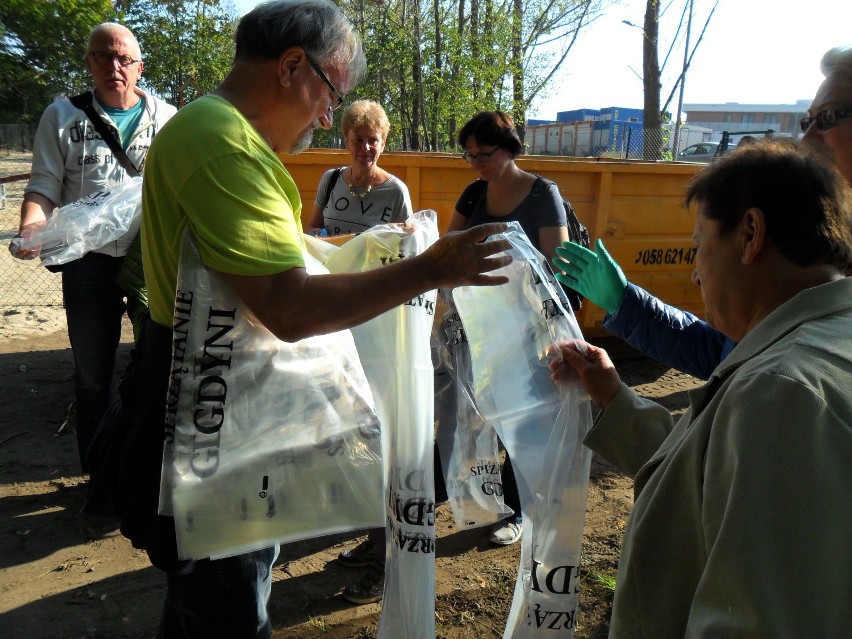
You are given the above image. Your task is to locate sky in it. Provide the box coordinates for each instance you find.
[231,0,852,121]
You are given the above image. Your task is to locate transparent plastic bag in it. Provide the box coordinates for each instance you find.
[324,211,438,639]
[160,228,384,561]
[453,222,593,638]
[433,289,512,529]
[10,176,143,265]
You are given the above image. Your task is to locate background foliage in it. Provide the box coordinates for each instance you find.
[0,0,236,122]
[337,0,604,150]
[117,0,236,107]
[0,0,117,122]
[2,0,607,148]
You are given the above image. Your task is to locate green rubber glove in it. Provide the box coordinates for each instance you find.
[551,238,627,314]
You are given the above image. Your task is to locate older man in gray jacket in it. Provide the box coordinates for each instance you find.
[552,139,852,637]
[10,23,175,472]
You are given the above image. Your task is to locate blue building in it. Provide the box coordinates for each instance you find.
[528,106,668,157]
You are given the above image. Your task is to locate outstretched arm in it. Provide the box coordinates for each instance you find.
[606,283,733,380]
[553,239,732,380]
[219,222,512,342]
[9,193,56,259]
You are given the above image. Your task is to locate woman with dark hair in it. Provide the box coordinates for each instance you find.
[445,111,571,546]
[446,111,570,264]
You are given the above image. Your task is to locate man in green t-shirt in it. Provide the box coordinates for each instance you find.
[140,1,512,636]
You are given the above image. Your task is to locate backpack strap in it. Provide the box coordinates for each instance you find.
[321,167,344,209]
[530,175,590,247]
[69,92,140,177]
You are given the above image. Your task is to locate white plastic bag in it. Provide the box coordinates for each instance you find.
[10,176,143,265]
[324,211,438,639]
[433,290,512,529]
[453,222,593,638]
[160,228,384,561]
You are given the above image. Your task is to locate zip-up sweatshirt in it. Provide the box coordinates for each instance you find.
[25,88,176,257]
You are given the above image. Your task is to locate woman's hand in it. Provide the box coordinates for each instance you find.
[549,339,621,409]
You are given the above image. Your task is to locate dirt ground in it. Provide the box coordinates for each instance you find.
[0,311,702,639]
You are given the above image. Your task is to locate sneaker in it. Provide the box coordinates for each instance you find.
[490,520,523,546]
[342,561,385,605]
[338,538,379,568]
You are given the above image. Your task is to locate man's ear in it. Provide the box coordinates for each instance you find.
[740,207,766,265]
[277,47,306,88]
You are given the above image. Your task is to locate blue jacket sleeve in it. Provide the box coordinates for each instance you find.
[601,283,735,380]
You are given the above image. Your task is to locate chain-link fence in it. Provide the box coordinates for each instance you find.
[525,123,714,161]
[1,123,36,154]
[603,127,674,161]
[1,148,64,308]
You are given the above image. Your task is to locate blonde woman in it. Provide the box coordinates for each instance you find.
[306,99,412,235]
[309,99,412,606]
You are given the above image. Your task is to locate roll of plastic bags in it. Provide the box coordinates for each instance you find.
[453,221,593,638]
[433,290,512,529]
[324,211,438,639]
[160,228,384,561]
[10,176,143,265]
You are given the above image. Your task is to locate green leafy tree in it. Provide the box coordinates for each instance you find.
[0,0,117,122]
[117,0,237,107]
[338,0,602,151]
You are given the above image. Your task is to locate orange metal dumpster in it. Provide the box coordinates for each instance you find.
[281,150,703,337]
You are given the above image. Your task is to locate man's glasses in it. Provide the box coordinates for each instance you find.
[305,54,344,112]
[87,51,141,68]
[800,108,852,133]
[461,149,499,164]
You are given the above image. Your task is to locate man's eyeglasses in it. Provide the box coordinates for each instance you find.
[800,108,852,133]
[305,54,345,112]
[461,149,499,164]
[87,51,141,68]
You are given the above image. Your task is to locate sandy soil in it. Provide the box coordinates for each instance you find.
[0,308,701,639]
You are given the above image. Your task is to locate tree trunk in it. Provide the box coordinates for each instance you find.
[410,0,423,151]
[430,0,441,150]
[511,0,526,145]
[642,0,662,160]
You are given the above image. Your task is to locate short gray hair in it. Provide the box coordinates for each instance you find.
[89,23,141,59]
[235,0,365,86]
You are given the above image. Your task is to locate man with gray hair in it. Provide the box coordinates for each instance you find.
[140,1,511,636]
[10,22,175,473]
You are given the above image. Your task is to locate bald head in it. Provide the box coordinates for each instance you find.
[820,46,852,79]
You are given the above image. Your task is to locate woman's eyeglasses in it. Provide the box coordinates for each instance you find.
[461,149,499,164]
[800,108,852,133]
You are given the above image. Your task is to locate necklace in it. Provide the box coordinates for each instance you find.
[348,183,372,199]
[347,167,375,199]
